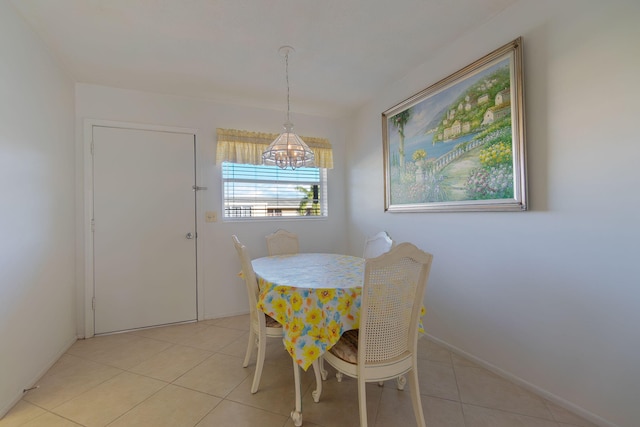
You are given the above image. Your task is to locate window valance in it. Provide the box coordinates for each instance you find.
[216,128,333,169]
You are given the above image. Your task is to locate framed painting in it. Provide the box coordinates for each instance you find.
[382,37,527,212]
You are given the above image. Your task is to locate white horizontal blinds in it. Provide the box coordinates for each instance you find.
[222,162,325,218]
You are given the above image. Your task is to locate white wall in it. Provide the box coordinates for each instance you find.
[346,1,640,426]
[75,84,350,329]
[0,0,77,418]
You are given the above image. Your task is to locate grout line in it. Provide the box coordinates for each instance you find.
[449,353,468,427]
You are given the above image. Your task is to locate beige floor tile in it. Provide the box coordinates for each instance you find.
[18,412,83,427]
[416,358,460,401]
[23,354,122,409]
[82,336,173,370]
[38,353,87,378]
[454,363,553,419]
[65,334,139,360]
[202,314,250,331]
[296,371,383,427]
[177,325,247,352]
[174,353,250,397]
[195,400,287,427]
[216,333,251,359]
[375,387,424,427]
[129,344,212,382]
[463,404,560,427]
[422,395,466,427]
[451,352,483,368]
[108,384,221,427]
[376,388,465,427]
[545,401,599,427]
[51,372,166,427]
[0,400,46,427]
[128,322,210,344]
[226,355,316,417]
[283,418,322,427]
[417,337,453,365]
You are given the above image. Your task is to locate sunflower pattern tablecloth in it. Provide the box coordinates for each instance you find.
[254,253,425,371]
[254,253,365,371]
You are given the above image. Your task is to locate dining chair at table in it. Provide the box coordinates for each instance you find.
[321,242,433,427]
[266,229,299,255]
[232,235,284,394]
[363,230,409,389]
[362,231,393,259]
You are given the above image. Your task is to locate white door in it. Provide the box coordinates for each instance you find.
[92,126,197,334]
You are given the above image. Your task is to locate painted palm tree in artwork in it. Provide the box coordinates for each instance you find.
[391,109,411,169]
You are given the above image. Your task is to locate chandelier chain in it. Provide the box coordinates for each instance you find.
[262,45,314,169]
[285,51,290,123]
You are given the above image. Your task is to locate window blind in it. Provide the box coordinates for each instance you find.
[222,162,327,218]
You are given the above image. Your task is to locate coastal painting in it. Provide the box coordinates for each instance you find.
[382,38,527,212]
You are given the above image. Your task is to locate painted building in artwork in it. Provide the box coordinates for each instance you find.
[482,105,510,125]
[495,87,511,105]
[465,98,477,111]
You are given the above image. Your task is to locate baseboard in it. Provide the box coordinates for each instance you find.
[0,335,77,419]
[202,309,249,321]
[424,333,619,427]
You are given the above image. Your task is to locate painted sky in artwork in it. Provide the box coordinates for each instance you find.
[388,57,510,162]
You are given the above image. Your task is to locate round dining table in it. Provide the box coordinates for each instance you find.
[253,253,365,368]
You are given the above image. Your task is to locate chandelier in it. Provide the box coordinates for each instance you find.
[262,46,314,170]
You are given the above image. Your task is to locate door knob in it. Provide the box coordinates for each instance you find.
[185,232,195,239]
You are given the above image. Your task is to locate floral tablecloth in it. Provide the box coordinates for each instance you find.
[253,253,364,371]
[254,253,426,371]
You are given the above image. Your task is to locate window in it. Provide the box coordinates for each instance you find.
[222,162,327,219]
[216,128,333,220]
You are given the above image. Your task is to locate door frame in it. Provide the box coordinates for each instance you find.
[82,119,204,338]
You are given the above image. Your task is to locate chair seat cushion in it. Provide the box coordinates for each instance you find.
[328,329,358,364]
[265,314,282,328]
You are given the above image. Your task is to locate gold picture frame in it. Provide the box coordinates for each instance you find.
[382,37,527,212]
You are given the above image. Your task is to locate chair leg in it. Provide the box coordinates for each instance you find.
[311,359,323,403]
[319,356,328,380]
[357,377,368,427]
[396,375,406,390]
[243,329,255,368]
[250,335,266,394]
[408,367,426,427]
[291,359,303,427]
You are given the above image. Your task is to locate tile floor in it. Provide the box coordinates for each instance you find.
[1,315,599,427]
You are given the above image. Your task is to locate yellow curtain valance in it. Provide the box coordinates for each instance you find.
[216,128,333,169]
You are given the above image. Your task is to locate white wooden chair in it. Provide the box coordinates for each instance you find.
[362,231,393,259]
[321,242,433,427]
[363,231,407,389]
[266,229,299,256]
[232,235,284,393]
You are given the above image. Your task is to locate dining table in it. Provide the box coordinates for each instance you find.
[252,252,365,427]
[253,252,426,426]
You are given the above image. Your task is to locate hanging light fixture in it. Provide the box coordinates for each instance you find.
[262,46,314,170]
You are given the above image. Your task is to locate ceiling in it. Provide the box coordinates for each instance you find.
[11,0,518,116]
